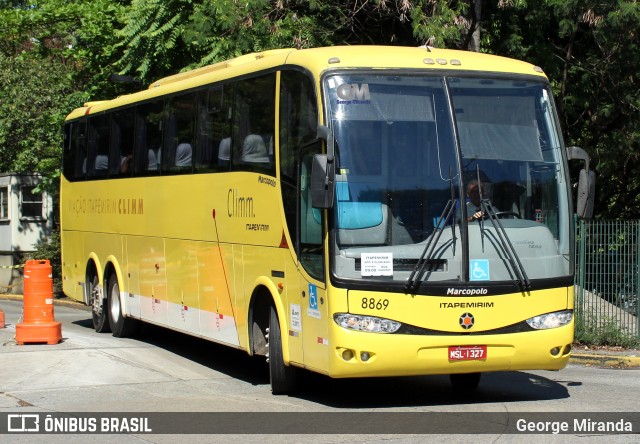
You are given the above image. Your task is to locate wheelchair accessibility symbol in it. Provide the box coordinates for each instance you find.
[309,283,318,310]
[470,259,490,281]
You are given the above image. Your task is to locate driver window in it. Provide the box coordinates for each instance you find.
[300,148,324,280]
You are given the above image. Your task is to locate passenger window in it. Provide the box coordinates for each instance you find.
[195,85,233,172]
[87,115,111,178]
[231,74,276,175]
[134,101,164,176]
[164,93,196,173]
[63,122,87,182]
[111,109,135,177]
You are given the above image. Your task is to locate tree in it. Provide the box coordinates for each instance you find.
[0,53,84,174]
[2,0,638,218]
[480,1,640,218]
[117,0,341,84]
[0,0,127,180]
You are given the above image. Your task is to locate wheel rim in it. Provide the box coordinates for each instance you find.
[110,279,120,323]
[90,276,102,317]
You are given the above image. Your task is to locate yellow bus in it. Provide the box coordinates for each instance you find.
[61,45,593,394]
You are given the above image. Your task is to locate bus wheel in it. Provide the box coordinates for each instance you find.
[107,274,138,338]
[268,305,297,395]
[89,273,110,333]
[450,372,481,390]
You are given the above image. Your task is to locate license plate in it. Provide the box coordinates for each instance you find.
[448,345,487,361]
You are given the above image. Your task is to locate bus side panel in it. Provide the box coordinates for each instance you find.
[61,230,85,302]
[85,232,121,273]
[300,275,330,373]
[284,257,304,365]
[236,245,288,354]
[164,239,240,346]
[166,239,200,333]
[197,242,239,346]
[230,244,247,350]
[122,236,140,319]
[129,236,168,326]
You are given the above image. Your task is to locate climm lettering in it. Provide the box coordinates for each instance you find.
[227,189,255,218]
[440,302,494,309]
[68,197,143,216]
[118,198,143,215]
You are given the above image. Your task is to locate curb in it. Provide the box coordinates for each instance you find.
[569,352,640,368]
[0,294,91,312]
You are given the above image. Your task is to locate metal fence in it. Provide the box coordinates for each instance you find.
[575,219,640,339]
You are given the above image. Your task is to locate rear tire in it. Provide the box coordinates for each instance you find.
[88,273,110,333]
[107,274,138,338]
[450,372,481,390]
[268,305,297,395]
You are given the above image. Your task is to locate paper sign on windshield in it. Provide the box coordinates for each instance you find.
[361,253,393,277]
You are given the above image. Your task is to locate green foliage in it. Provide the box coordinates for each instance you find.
[117,0,341,83]
[0,0,639,221]
[116,0,194,84]
[0,0,127,190]
[480,0,640,218]
[410,1,468,48]
[575,308,640,348]
[116,1,489,84]
[0,53,84,174]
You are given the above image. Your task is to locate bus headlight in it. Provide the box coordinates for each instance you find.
[334,313,401,333]
[526,310,573,330]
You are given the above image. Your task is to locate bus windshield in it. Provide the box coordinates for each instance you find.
[325,74,571,288]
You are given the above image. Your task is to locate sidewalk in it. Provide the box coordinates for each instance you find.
[570,345,640,368]
[1,293,639,368]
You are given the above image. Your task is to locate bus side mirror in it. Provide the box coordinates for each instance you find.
[567,146,595,219]
[311,125,336,209]
[311,154,335,209]
[577,169,595,219]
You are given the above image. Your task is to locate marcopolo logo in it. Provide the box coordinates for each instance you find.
[446,287,489,296]
[336,83,371,103]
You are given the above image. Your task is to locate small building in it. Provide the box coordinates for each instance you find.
[0,173,54,294]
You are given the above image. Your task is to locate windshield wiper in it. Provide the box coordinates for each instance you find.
[405,171,457,293]
[475,170,530,290]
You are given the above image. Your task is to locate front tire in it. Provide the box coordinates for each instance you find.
[107,274,138,338]
[268,305,297,395]
[88,273,110,333]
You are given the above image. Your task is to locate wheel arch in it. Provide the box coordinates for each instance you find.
[84,254,103,305]
[247,278,290,364]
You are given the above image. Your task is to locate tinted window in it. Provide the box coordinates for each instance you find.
[164,93,196,173]
[279,70,318,255]
[231,73,276,175]
[70,121,87,181]
[195,85,233,172]
[134,101,164,176]
[111,108,136,177]
[87,114,111,178]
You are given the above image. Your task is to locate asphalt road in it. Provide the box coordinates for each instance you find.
[0,299,639,442]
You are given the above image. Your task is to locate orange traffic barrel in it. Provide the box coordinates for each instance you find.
[15,260,62,345]
[0,306,5,328]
